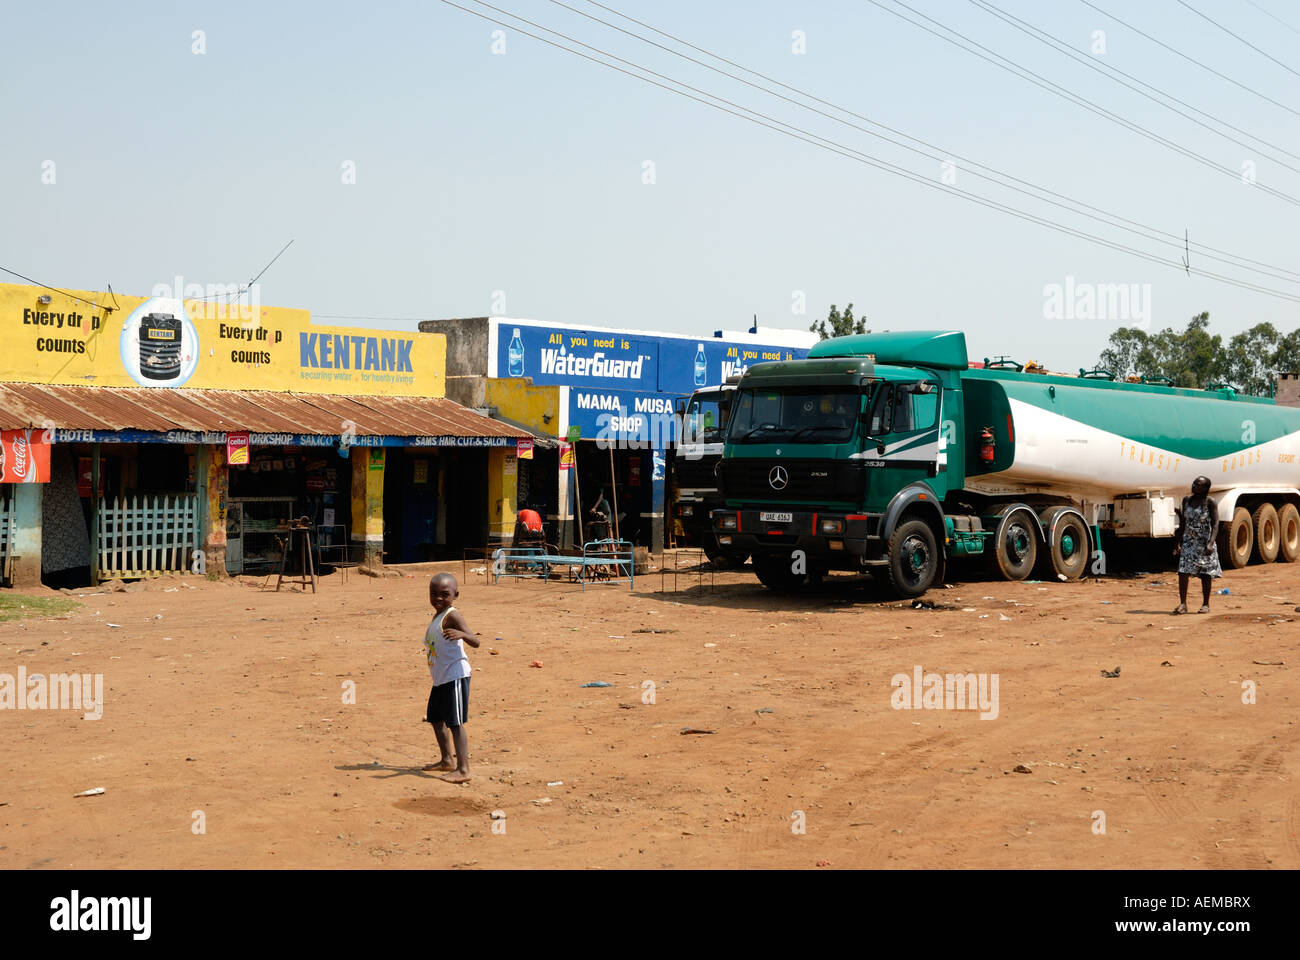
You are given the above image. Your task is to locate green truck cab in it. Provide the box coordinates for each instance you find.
[713,331,968,597]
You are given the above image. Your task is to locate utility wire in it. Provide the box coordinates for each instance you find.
[560,0,1300,283]
[1177,0,1300,79]
[0,266,117,313]
[1079,0,1300,119]
[193,238,295,303]
[969,0,1300,169]
[1243,0,1300,37]
[439,0,1300,302]
[867,0,1300,211]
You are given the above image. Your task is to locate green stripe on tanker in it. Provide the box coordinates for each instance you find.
[810,329,1300,463]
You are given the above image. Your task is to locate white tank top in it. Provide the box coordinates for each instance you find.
[424,606,472,686]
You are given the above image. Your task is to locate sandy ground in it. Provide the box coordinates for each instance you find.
[1,554,1297,870]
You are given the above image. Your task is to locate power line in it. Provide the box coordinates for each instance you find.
[1176,0,1300,80]
[0,266,117,313]
[193,238,296,303]
[561,0,1300,284]
[439,1,1300,303]
[968,0,1300,169]
[1243,0,1300,37]
[866,0,1300,211]
[1079,0,1300,120]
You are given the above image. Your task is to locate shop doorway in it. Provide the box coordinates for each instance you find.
[441,449,488,556]
[226,446,352,575]
[382,449,441,563]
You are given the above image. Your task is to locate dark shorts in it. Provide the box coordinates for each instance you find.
[426,676,470,727]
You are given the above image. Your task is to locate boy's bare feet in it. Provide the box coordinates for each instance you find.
[440,771,472,783]
[422,760,455,771]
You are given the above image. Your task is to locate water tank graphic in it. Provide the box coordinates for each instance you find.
[138,312,183,381]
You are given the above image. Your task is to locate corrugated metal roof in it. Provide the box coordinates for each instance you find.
[0,382,530,439]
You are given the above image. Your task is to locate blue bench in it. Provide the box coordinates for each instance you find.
[492,539,634,591]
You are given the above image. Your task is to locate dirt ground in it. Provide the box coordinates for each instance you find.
[2,553,1297,870]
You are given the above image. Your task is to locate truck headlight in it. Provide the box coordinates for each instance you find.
[819,518,844,535]
[717,513,738,531]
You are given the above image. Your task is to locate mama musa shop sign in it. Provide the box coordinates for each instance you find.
[0,282,446,398]
[50,429,513,448]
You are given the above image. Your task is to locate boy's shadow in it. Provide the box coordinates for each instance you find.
[337,761,438,780]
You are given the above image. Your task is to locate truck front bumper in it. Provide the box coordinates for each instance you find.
[713,509,882,565]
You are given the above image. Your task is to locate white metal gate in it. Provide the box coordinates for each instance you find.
[96,494,200,580]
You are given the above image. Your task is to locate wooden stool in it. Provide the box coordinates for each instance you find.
[275,517,317,593]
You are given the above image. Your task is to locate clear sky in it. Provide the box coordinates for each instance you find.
[3,0,1298,370]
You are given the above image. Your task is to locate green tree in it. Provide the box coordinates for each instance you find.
[1273,329,1300,378]
[810,302,869,339]
[1224,322,1280,396]
[1141,312,1224,388]
[1097,312,1224,387]
[1097,326,1149,380]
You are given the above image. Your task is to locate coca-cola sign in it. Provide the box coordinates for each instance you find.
[0,429,50,483]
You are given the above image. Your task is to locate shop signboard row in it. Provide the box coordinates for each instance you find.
[49,429,514,447]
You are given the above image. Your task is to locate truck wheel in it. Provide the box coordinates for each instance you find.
[1252,503,1280,563]
[990,508,1038,581]
[1218,506,1253,569]
[1037,507,1089,581]
[885,519,939,599]
[1278,504,1300,562]
[752,553,808,592]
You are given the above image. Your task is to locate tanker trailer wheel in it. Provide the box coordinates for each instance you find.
[1035,507,1090,581]
[1217,506,1254,569]
[1278,504,1300,563]
[989,508,1038,581]
[752,553,809,592]
[1252,503,1280,563]
[885,518,939,599]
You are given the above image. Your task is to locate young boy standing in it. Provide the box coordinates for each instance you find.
[423,573,480,783]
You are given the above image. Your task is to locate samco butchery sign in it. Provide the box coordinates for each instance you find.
[0,429,51,483]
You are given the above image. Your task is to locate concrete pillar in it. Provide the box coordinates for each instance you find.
[10,483,43,587]
[487,446,517,543]
[351,446,384,568]
[198,444,228,577]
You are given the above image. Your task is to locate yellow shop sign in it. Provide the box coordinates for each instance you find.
[1,282,445,398]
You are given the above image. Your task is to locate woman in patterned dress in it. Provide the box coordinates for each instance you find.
[1172,476,1222,614]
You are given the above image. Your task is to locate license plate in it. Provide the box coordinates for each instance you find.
[760,512,793,523]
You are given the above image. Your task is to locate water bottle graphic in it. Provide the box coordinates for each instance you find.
[508,328,525,377]
[693,343,707,387]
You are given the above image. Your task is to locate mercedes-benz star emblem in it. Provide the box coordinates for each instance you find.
[768,465,789,490]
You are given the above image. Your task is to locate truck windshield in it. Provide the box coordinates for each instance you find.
[728,386,860,443]
[683,395,725,444]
